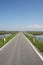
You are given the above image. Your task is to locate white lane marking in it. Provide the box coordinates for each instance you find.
[24,34,43,61]
[0,34,18,51]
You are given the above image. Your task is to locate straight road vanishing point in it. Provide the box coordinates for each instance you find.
[0,33,43,65]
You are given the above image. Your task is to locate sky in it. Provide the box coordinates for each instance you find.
[0,0,43,31]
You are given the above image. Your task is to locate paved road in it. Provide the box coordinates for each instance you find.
[0,33,43,65]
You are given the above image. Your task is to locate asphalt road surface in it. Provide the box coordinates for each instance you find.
[0,33,43,65]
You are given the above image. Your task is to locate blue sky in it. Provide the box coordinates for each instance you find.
[0,0,43,31]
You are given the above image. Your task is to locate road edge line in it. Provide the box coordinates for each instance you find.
[0,34,17,51]
[24,34,43,61]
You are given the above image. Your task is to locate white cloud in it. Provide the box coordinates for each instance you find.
[28,24,43,28]
[23,24,43,31]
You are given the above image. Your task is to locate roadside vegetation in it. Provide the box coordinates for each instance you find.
[25,31,43,35]
[0,32,18,48]
[0,31,19,35]
[24,33,43,52]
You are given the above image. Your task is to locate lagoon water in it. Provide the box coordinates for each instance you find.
[27,33,43,41]
[35,35,43,41]
[0,34,11,39]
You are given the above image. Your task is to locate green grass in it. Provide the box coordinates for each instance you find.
[26,31,43,35]
[24,33,43,52]
[0,33,17,48]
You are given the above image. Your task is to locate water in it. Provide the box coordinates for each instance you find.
[26,33,43,41]
[0,34,11,39]
[35,35,43,41]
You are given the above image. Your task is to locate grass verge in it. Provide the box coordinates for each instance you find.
[24,33,43,52]
[0,33,17,48]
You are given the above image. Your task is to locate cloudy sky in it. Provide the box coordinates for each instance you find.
[23,24,43,31]
[0,0,43,31]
